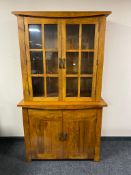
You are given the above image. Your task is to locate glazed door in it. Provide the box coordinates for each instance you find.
[24,18,62,101]
[63,110,97,159]
[24,17,99,101]
[61,18,99,101]
[28,109,63,159]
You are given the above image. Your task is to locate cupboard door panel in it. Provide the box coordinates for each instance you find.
[25,18,62,100]
[61,18,99,100]
[28,109,63,159]
[63,110,97,159]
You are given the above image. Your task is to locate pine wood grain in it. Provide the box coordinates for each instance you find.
[14,11,111,161]
[22,109,31,161]
[12,11,112,17]
[18,98,107,109]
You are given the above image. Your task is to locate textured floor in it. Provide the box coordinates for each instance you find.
[0,139,131,175]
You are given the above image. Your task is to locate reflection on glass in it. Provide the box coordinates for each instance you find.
[47,77,58,97]
[29,25,42,49]
[80,78,92,97]
[30,52,43,74]
[44,24,57,49]
[32,77,44,97]
[82,24,95,49]
[81,52,94,74]
[46,52,58,74]
[66,78,78,97]
[66,52,78,74]
[66,24,79,49]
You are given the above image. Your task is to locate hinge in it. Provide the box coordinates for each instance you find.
[59,58,66,69]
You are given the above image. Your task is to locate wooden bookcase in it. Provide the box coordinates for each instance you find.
[12,11,111,161]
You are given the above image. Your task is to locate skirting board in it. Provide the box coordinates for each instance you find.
[0,137,131,141]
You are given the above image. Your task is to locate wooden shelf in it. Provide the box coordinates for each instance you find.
[17,98,107,109]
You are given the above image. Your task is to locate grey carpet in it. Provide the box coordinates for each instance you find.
[0,139,131,175]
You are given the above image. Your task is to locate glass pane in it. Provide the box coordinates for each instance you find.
[32,77,44,97]
[82,24,95,49]
[47,77,58,97]
[66,52,78,74]
[44,24,57,49]
[46,52,58,74]
[81,52,94,74]
[66,78,78,97]
[66,24,79,50]
[80,78,92,97]
[30,52,43,74]
[29,25,42,49]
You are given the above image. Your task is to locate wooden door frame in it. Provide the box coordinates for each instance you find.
[95,16,106,100]
[17,16,30,100]
[24,17,62,101]
[18,16,106,102]
[61,17,99,101]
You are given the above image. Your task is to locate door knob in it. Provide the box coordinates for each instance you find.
[63,132,68,140]
[59,58,63,69]
[62,59,66,69]
[59,59,66,69]
[59,132,68,141]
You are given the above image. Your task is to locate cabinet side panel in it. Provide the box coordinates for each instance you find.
[94,109,102,161]
[22,108,32,161]
[17,16,30,100]
[95,16,106,100]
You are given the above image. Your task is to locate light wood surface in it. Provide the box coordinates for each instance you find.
[29,110,63,159]
[95,16,106,100]
[17,17,30,100]
[18,98,107,109]
[63,110,97,159]
[22,109,31,161]
[12,11,111,17]
[13,11,110,161]
[94,109,102,161]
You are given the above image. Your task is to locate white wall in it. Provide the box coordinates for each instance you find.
[0,0,131,136]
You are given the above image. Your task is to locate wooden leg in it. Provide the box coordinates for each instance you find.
[94,147,100,161]
[94,109,102,162]
[22,108,32,161]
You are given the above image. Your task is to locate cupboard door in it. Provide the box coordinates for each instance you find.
[28,109,63,159]
[24,18,62,100]
[63,110,97,159]
[61,18,99,100]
